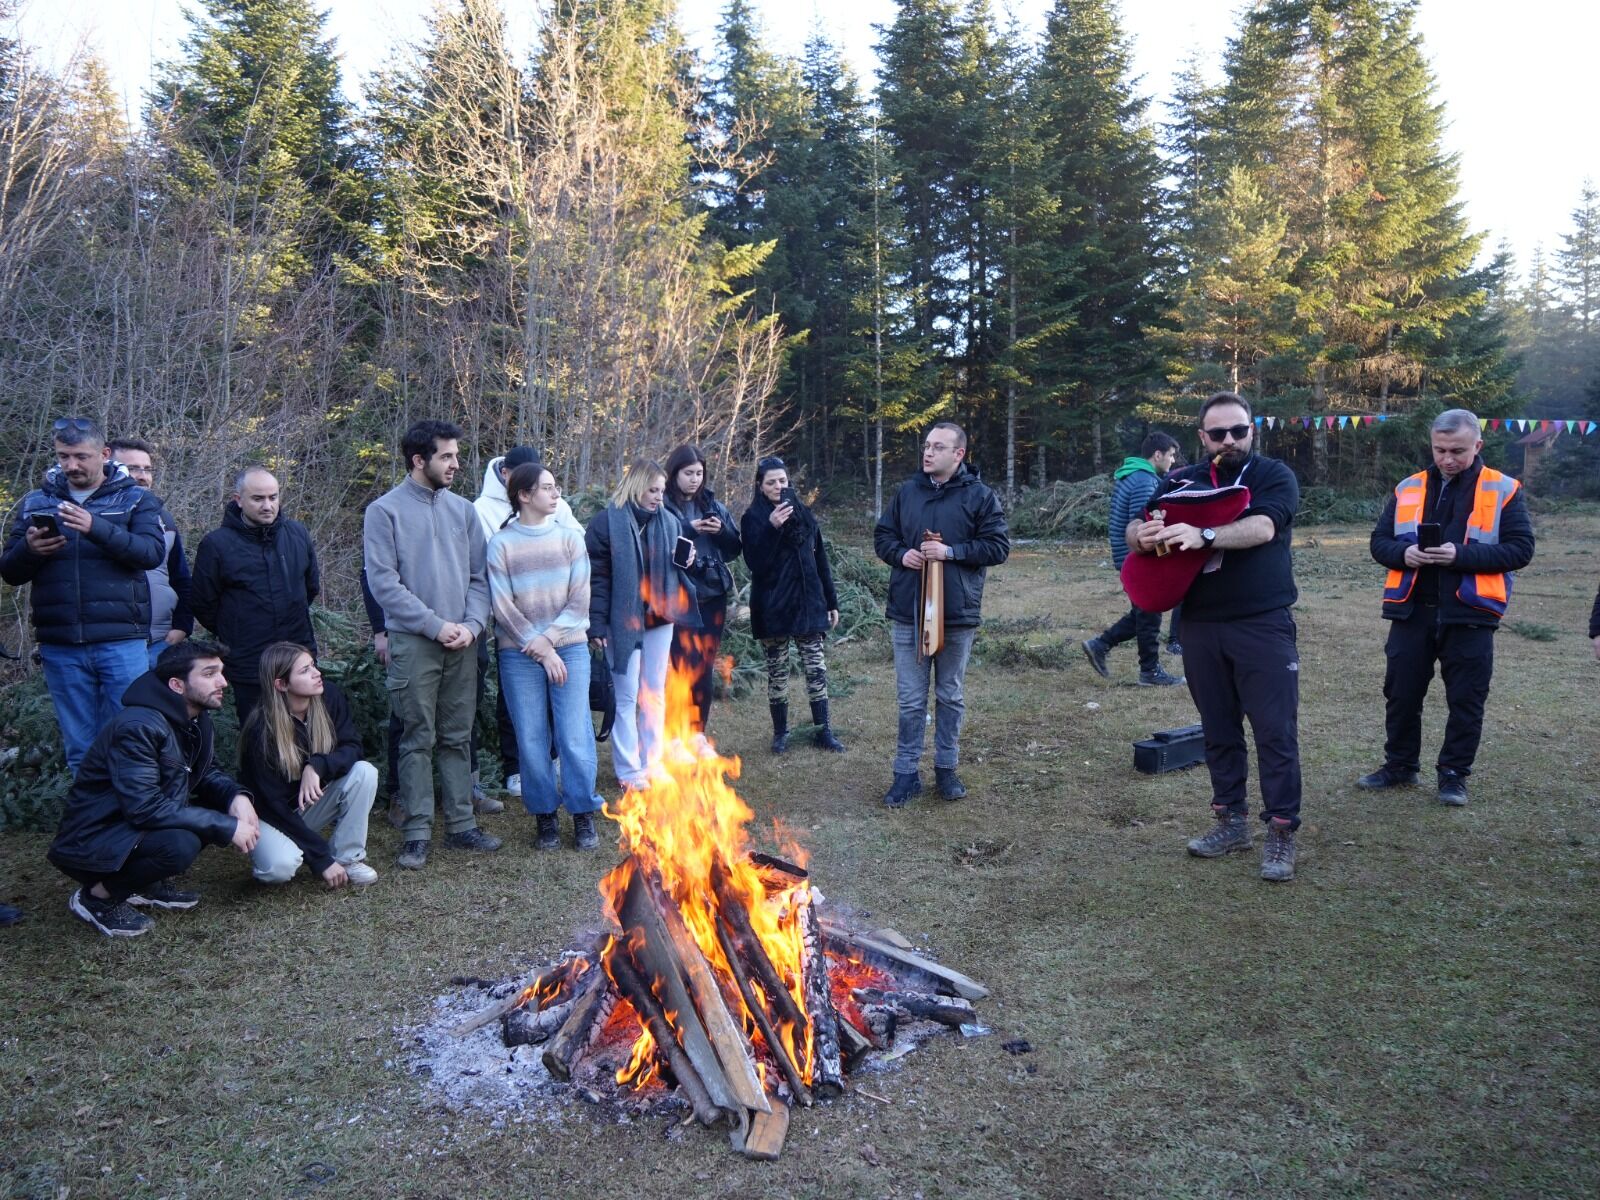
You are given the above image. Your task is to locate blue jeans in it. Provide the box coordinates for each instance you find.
[39,639,151,774]
[499,643,599,816]
[890,622,977,775]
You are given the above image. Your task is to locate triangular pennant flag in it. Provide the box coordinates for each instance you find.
[1490,419,1501,430]
[1480,417,1489,431]
[1566,420,1576,433]
[1363,415,1376,426]
[1517,419,1528,432]
[1253,416,1263,426]
[1378,413,1390,422]
[1266,416,1277,429]
[1540,420,1552,432]
[1587,422,1597,435]
[1325,415,1337,429]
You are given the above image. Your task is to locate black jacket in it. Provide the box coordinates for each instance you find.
[1370,458,1535,628]
[0,462,165,645]
[664,487,742,626]
[192,503,320,681]
[238,680,364,875]
[874,465,1011,628]
[47,672,245,875]
[742,496,839,640]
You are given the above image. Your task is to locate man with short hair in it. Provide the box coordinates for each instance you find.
[1359,408,1534,806]
[108,438,195,668]
[191,465,320,724]
[1127,392,1304,881]
[47,640,260,938]
[874,422,1011,807]
[364,420,500,869]
[1,417,166,772]
[1082,432,1185,687]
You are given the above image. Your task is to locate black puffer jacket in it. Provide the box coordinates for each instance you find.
[0,463,165,645]
[874,465,1011,628]
[192,503,320,680]
[741,495,838,640]
[47,672,244,875]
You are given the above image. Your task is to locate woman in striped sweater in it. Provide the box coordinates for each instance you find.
[487,462,599,850]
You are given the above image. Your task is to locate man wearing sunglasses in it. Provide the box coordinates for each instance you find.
[1,417,166,772]
[1126,392,1303,881]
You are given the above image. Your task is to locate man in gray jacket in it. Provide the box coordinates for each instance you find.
[363,420,500,869]
[109,438,195,668]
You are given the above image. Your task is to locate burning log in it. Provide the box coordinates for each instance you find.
[502,998,574,1048]
[448,956,590,1040]
[851,987,976,1029]
[823,922,990,1001]
[711,857,808,1033]
[836,1015,873,1071]
[798,900,845,1099]
[607,940,723,1127]
[861,1004,897,1048]
[714,916,811,1108]
[542,963,618,1081]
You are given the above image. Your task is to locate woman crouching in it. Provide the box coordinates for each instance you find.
[240,643,378,887]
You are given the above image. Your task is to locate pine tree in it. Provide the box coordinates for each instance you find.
[1555,179,1599,338]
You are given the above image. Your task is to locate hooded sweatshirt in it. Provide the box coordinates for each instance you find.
[473,457,581,543]
[1108,456,1162,569]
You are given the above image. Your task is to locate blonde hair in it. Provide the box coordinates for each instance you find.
[610,459,666,508]
[246,642,336,781]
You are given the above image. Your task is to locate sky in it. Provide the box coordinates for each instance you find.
[14,1,1599,276]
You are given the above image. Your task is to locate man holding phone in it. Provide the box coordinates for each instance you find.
[1361,408,1535,806]
[1,417,166,772]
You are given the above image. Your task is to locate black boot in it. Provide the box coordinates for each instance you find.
[769,701,789,754]
[810,699,846,752]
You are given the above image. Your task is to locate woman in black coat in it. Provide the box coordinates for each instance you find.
[663,445,742,733]
[739,456,845,754]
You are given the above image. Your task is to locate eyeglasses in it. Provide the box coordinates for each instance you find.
[53,418,96,434]
[1202,424,1252,442]
[923,442,957,453]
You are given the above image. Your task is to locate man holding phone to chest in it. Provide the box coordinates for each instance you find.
[1361,409,1535,806]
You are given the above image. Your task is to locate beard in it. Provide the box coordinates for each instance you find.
[1214,440,1252,470]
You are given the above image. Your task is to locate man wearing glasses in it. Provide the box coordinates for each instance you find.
[108,437,196,669]
[1,417,166,772]
[1126,392,1304,881]
[874,422,1011,808]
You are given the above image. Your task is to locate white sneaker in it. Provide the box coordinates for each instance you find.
[505,773,522,797]
[343,861,379,886]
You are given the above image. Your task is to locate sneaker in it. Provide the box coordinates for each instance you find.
[881,772,922,808]
[1138,665,1185,687]
[1186,809,1253,857]
[396,840,430,870]
[69,889,153,938]
[1357,766,1418,790]
[1260,821,1297,881]
[1081,637,1111,679]
[505,773,522,798]
[127,880,200,910]
[342,861,379,886]
[534,812,560,850]
[934,766,967,801]
[0,902,22,927]
[472,783,504,815]
[445,827,503,852]
[572,812,599,851]
[1166,640,1182,656]
[1437,771,1469,807]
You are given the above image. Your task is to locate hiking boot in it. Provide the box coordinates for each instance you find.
[69,889,153,938]
[1186,808,1253,857]
[445,827,503,852]
[1166,640,1183,656]
[769,701,789,754]
[127,879,200,910]
[572,811,599,851]
[534,812,560,850]
[1081,637,1111,679]
[1138,665,1185,687]
[810,699,846,752]
[1357,766,1418,790]
[0,902,22,927]
[472,781,504,815]
[505,773,522,798]
[934,766,967,801]
[1260,820,1297,882]
[396,840,430,870]
[343,862,379,886]
[881,772,923,808]
[1437,771,1469,807]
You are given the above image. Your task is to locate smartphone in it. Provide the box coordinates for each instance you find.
[672,536,695,569]
[1417,522,1442,550]
[29,512,62,538]
[780,487,799,509]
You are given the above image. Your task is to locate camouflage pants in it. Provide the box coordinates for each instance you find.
[762,634,828,704]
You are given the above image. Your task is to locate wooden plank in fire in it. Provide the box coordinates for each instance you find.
[449,956,587,1040]
[821,921,990,1001]
[737,1099,790,1161]
[541,962,617,1081]
[798,899,845,1098]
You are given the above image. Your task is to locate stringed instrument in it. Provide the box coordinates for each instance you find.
[918,529,945,658]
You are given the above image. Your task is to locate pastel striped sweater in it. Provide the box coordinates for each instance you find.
[487,519,591,650]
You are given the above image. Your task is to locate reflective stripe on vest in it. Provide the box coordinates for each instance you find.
[1381,472,1430,605]
[1381,467,1519,616]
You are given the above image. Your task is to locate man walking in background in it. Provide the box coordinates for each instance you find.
[1082,432,1185,687]
[108,437,195,668]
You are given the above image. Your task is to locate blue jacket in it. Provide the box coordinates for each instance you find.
[1108,457,1162,569]
[0,463,165,645]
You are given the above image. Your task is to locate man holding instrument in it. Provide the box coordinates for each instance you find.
[1127,393,1303,881]
[874,423,1010,808]
[1359,408,1534,807]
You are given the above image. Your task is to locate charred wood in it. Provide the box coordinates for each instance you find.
[798,900,845,1098]
[502,998,575,1048]
[822,922,989,1001]
[836,1015,873,1071]
[542,963,618,1081]
[448,956,590,1040]
[714,915,812,1108]
[851,987,976,1029]
[607,941,723,1127]
[711,857,808,1032]
[861,1004,898,1048]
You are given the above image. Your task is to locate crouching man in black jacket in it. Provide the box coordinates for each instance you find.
[48,640,259,938]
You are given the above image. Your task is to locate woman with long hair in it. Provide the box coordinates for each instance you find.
[240,642,378,887]
[488,462,600,850]
[662,444,742,733]
[739,456,846,754]
[586,459,695,790]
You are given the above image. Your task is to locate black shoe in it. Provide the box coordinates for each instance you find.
[810,699,846,752]
[1437,771,1469,807]
[1138,666,1185,687]
[1081,637,1111,678]
[69,889,153,938]
[1166,640,1183,656]
[445,827,503,852]
[0,902,24,927]
[881,772,922,808]
[534,813,560,850]
[128,879,200,910]
[396,840,430,870]
[1357,766,1418,790]
[934,767,967,801]
[769,701,789,754]
[572,812,599,851]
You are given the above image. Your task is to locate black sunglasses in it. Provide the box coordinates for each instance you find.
[1202,423,1252,442]
[53,417,96,434]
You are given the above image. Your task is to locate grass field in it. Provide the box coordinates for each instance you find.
[3,513,1597,1199]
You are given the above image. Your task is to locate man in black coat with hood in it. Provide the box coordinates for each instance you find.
[874,422,1011,807]
[48,640,260,938]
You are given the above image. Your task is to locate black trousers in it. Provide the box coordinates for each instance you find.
[1382,613,1494,777]
[231,680,261,729]
[1099,603,1160,672]
[58,829,203,904]
[670,597,728,733]
[1181,608,1302,829]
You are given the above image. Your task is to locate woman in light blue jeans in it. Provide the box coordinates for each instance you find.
[488,463,600,851]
